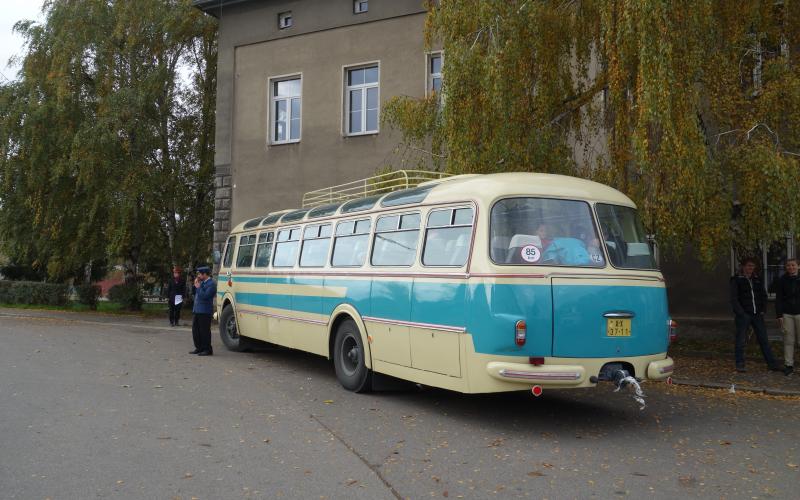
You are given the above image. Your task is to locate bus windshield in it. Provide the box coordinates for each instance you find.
[595,204,657,270]
[490,198,605,267]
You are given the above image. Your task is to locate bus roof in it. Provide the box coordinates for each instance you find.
[229,172,636,233]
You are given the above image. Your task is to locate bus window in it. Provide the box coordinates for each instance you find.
[490,198,605,267]
[371,212,420,266]
[299,223,332,267]
[222,236,236,268]
[595,204,657,269]
[332,218,372,267]
[254,232,274,267]
[273,228,300,267]
[423,207,474,267]
[236,234,257,268]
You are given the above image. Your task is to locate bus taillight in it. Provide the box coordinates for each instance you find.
[515,320,527,346]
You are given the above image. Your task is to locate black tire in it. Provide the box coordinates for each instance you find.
[333,319,371,393]
[219,304,245,352]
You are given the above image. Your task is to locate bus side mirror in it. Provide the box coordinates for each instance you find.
[213,249,221,264]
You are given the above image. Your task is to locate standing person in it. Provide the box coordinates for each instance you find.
[775,258,800,375]
[166,266,186,327]
[190,265,216,356]
[730,257,782,373]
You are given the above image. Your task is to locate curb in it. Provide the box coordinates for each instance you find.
[671,378,800,397]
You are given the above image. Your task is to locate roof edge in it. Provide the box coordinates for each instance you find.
[192,0,255,18]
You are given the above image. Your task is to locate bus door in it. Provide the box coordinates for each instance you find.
[551,276,669,359]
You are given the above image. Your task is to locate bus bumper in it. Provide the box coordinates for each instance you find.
[646,356,674,380]
[485,355,674,387]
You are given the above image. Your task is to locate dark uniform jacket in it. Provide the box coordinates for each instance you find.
[730,274,767,316]
[193,278,217,315]
[166,277,186,304]
[775,273,800,318]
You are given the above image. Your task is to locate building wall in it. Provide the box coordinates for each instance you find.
[209,0,428,255]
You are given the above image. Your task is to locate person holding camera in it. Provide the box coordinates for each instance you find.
[190,265,216,356]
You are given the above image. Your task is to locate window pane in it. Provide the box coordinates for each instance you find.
[236,242,256,267]
[364,66,378,84]
[355,219,371,234]
[428,209,451,228]
[290,228,300,240]
[400,213,420,229]
[349,111,362,133]
[372,230,419,266]
[376,215,398,232]
[304,225,318,239]
[431,55,442,75]
[276,78,300,97]
[366,108,377,132]
[454,208,473,225]
[490,198,604,267]
[299,238,330,267]
[291,97,301,117]
[254,241,273,267]
[423,226,471,266]
[319,224,332,238]
[366,87,378,110]
[348,68,364,86]
[336,221,355,236]
[350,89,362,111]
[332,234,369,267]
[223,237,235,267]
[273,241,299,267]
[274,99,287,141]
[290,118,300,140]
[432,77,442,93]
[277,230,291,242]
[596,204,655,269]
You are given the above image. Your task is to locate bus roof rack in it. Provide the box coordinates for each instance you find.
[301,169,452,208]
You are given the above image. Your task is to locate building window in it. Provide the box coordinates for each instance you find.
[428,52,443,96]
[278,11,293,29]
[345,65,379,135]
[271,77,301,144]
[354,0,368,14]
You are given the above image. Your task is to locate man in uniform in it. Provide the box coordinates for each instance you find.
[190,265,216,356]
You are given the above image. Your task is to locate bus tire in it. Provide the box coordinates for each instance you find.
[333,319,371,393]
[219,304,245,352]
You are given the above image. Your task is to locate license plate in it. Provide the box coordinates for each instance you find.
[607,318,631,337]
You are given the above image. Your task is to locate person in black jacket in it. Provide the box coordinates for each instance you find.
[166,266,186,327]
[775,258,800,375]
[730,257,781,373]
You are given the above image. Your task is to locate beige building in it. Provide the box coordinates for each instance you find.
[194,0,438,257]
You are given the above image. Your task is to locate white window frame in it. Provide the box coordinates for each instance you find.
[269,74,302,145]
[278,11,293,29]
[343,62,380,136]
[426,51,443,98]
[354,0,368,14]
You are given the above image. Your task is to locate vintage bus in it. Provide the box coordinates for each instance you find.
[215,171,675,395]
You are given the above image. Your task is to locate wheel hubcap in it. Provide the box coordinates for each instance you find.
[340,334,360,376]
[226,316,239,340]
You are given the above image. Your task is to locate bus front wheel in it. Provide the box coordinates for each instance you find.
[333,319,371,393]
[219,304,245,352]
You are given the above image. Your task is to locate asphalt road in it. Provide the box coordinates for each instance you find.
[1,312,799,499]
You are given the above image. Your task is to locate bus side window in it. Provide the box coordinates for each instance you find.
[235,234,257,268]
[332,218,371,267]
[299,223,332,267]
[273,228,301,267]
[254,232,274,267]
[371,213,420,266]
[222,236,236,268]
[422,207,474,267]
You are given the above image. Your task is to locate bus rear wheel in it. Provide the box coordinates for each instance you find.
[219,304,245,352]
[333,319,371,393]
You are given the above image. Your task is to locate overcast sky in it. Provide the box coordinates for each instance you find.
[0,0,45,82]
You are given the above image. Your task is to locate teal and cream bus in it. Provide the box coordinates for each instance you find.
[215,171,675,395]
